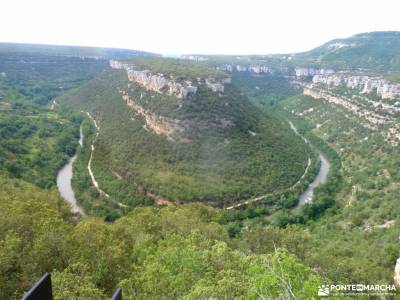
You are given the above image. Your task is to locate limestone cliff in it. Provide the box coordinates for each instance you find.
[120,90,234,142]
[110,60,226,99]
[312,73,400,99]
[217,64,274,75]
[294,68,335,78]
[121,91,184,141]
[302,84,400,145]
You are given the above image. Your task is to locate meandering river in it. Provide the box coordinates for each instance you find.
[56,127,85,214]
[226,121,331,210]
[297,151,330,206]
[57,120,329,212]
[289,121,331,207]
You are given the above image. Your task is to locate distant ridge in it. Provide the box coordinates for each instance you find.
[292,31,400,70]
[0,42,160,59]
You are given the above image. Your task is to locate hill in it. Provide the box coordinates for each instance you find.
[292,31,400,71]
[0,42,158,59]
[59,57,310,210]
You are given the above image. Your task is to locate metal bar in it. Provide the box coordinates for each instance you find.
[111,288,122,300]
[21,273,53,300]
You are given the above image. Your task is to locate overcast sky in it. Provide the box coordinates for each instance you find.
[1,0,399,55]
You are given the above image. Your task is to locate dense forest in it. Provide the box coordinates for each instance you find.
[0,174,328,299]
[0,52,105,188]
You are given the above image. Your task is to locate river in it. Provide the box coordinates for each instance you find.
[297,151,330,206]
[289,121,330,207]
[226,122,331,210]
[59,121,329,212]
[56,126,85,214]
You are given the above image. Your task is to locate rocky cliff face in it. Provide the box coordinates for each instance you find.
[126,69,198,99]
[119,90,234,143]
[217,64,274,75]
[121,91,184,141]
[312,73,400,99]
[301,82,400,145]
[294,67,335,78]
[110,60,226,99]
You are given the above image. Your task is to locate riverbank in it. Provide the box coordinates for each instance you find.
[297,152,330,206]
[56,126,85,215]
[288,121,331,207]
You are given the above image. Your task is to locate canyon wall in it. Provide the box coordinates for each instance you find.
[121,91,184,141]
[110,60,226,99]
[312,74,400,99]
[217,64,274,75]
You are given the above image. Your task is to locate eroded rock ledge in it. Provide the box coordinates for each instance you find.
[301,84,400,145]
[121,91,184,141]
[110,60,226,98]
[120,91,234,142]
[312,74,400,99]
[217,64,274,75]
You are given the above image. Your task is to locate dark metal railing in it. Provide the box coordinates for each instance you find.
[21,273,122,300]
[111,288,122,300]
[21,273,53,300]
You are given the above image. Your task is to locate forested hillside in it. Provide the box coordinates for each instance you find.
[58,58,310,210]
[292,31,400,70]
[0,42,158,59]
[0,173,327,299]
[0,49,105,188]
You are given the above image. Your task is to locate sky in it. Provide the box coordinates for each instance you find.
[1,0,399,55]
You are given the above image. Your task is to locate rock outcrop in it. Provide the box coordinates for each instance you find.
[110,60,226,99]
[303,87,390,126]
[180,55,208,61]
[126,69,198,99]
[205,78,224,93]
[302,82,400,145]
[217,64,274,75]
[295,68,335,78]
[121,92,184,141]
[312,73,400,99]
[120,90,234,142]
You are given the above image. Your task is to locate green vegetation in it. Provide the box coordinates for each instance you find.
[0,173,327,299]
[122,56,227,80]
[293,31,400,71]
[276,93,400,284]
[58,64,310,209]
[0,42,156,58]
[2,34,400,299]
[230,71,297,106]
[0,52,104,188]
[219,62,400,286]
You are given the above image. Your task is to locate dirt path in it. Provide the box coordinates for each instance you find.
[86,112,128,209]
[226,121,314,210]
